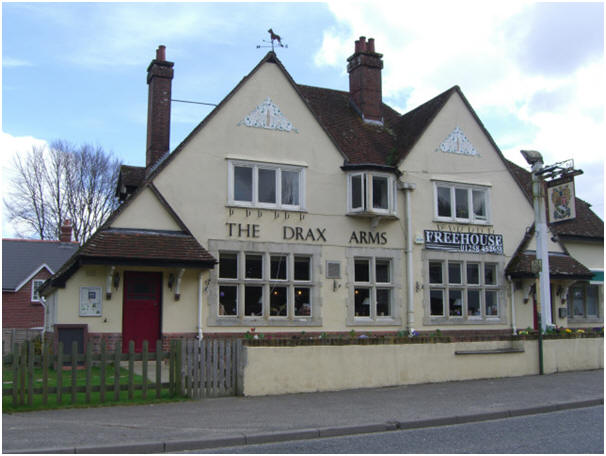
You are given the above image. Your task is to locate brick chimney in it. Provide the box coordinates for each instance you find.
[347,36,384,124]
[60,220,72,242]
[146,45,174,172]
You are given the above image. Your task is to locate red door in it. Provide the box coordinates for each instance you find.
[123,271,162,353]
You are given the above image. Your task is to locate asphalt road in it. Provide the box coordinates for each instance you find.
[195,406,604,454]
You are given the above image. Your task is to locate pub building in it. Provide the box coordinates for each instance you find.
[41,38,603,352]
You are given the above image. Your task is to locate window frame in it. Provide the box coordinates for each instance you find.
[426,257,502,323]
[347,247,402,326]
[31,279,45,302]
[228,159,305,211]
[347,172,397,216]
[210,240,322,327]
[567,281,601,321]
[433,181,491,225]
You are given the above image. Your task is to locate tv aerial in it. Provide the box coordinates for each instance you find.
[257,29,288,52]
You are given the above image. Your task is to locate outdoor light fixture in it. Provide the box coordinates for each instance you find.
[521,149,544,166]
[113,271,120,289]
[168,273,175,290]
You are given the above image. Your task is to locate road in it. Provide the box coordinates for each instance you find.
[193,406,604,454]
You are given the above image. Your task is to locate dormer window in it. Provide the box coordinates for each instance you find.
[347,172,397,216]
[228,160,305,210]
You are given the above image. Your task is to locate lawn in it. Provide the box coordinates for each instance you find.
[2,364,186,413]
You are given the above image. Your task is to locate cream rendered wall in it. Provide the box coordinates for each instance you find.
[398,91,535,331]
[111,187,182,231]
[241,338,604,396]
[53,265,207,335]
[563,241,604,270]
[153,61,406,334]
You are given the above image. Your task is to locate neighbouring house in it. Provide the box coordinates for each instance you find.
[3,221,79,350]
[40,38,603,354]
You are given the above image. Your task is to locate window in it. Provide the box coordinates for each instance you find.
[568,282,600,320]
[428,260,499,321]
[31,279,45,302]
[228,160,305,210]
[217,251,313,319]
[353,257,394,319]
[434,182,490,224]
[347,172,397,216]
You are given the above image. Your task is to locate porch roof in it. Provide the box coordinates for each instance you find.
[42,228,216,292]
[505,251,593,280]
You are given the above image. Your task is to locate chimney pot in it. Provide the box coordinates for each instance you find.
[368,38,375,53]
[156,45,166,61]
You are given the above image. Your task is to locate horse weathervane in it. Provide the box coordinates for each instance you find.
[257,28,288,52]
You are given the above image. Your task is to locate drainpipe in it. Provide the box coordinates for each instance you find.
[197,272,204,340]
[399,181,416,334]
[508,275,517,335]
[40,296,48,350]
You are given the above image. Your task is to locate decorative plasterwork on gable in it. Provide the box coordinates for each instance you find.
[437,127,478,156]
[238,97,298,133]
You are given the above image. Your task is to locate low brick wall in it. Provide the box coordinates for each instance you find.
[240,337,604,396]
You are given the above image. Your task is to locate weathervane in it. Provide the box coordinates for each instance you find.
[257,28,288,52]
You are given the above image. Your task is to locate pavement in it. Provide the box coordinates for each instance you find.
[2,369,603,454]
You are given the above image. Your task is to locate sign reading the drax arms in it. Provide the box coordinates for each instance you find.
[424,230,504,255]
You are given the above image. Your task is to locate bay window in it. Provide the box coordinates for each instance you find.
[228,160,305,210]
[347,172,397,216]
[434,181,490,224]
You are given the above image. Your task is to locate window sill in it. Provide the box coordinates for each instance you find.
[210,318,321,327]
[347,212,398,220]
[348,318,402,327]
[432,218,492,227]
[227,204,307,214]
[424,317,505,325]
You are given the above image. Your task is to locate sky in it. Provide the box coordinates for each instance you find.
[2,1,604,238]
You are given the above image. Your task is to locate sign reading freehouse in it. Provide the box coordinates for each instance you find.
[424,230,504,255]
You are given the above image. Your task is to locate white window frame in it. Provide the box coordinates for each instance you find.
[228,159,305,211]
[426,258,502,323]
[433,181,490,224]
[347,172,397,216]
[567,281,601,321]
[346,247,402,326]
[31,279,45,302]
[209,240,322,327]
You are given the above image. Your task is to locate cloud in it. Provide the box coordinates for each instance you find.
[315,1,604,218]
[2,57,34,68]
[508,2,604,77]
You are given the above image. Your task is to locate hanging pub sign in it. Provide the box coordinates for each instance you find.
[546,176,576,223]
[424,230,504,255]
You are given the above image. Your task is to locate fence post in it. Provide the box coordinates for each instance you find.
[71,341,78,404]
[100,340,107,403]
[113,344,121,401]
[176,339,183,396]
[27,341,34,407]
[85,342,92,403]
[142,340,148,400]
[42,341,50,406]
[169,340,175,396]
[56,342,63,404]
[128,341,135,400]
[155,340,162,399]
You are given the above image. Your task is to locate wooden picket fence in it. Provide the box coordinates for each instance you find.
[3,339,183,408]
[182,338,243,399]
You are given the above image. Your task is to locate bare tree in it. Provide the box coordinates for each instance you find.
[4,140,121,243]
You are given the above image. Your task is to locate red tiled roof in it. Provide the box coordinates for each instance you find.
[506,251,593,279]
[80,229,216,264]
[43,229,216,292]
